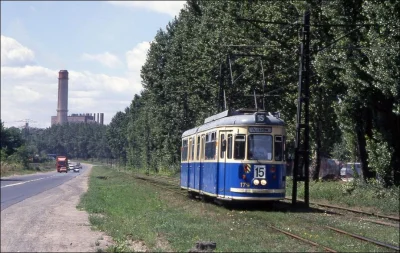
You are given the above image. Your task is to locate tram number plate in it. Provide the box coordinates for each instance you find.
[254,165,266,178]
[240,182,250,188]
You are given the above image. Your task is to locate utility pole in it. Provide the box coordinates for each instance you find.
[292,9,311,207]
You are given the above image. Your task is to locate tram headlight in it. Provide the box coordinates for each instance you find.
[261,180,267,186]
[253,179,260,185]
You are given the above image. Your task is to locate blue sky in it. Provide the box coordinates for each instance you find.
[1,1,185,128]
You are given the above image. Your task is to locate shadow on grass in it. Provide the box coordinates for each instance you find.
[218,200,338,215]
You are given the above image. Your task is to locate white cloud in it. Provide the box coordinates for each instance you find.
[81,52,122,68]
[108,1,185,17]
[126,41,150,71]
[1,35,147,129]
[125,41,151,90]
[1,35,35,66]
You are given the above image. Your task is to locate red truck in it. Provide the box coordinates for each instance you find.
[56,156,68,173]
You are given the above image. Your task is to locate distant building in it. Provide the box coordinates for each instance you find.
[50,70,104,126]
[51,113,104,126]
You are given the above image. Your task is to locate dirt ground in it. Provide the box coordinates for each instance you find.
[1,164,114,252]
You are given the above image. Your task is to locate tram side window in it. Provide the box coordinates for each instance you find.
[211,132,216,158]
[275,136,283,161]
[191,137,195,160]
[196,136,200,160]
[205,132,216,160]
[201,135,205,159]
[227,134,233,159]
[234,135,246,160]
[205,133,211,160]
[181,139,188,161]
[283,136,286,161]
[220,134,226,159]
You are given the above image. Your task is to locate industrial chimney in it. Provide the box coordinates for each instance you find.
[100,113,104,125]
[57,70,69,124]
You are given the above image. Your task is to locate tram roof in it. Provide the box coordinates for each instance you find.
[182,110,285,138]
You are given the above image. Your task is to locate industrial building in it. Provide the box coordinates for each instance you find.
[51,70,104,126]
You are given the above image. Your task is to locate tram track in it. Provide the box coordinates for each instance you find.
[135,173,400,229]
[131,173,340,252]
[285,197,400,222]
[133,173,399,251]
[281,198,400,228]
[288,213,400,252]
[136,173,400,228]
[132,173,400,252]
[266,225,337,252]
[326,226,399,252]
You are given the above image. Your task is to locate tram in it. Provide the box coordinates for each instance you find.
[180,108,286,201]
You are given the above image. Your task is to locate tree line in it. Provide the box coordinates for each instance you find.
[2,0,398,186]
[1,121,112,166]
[1,122,30,168]
[108,0,399,186]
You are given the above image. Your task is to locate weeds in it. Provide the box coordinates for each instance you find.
[80,166,316,252]
[286,178,399,215]
[0,161,55,177]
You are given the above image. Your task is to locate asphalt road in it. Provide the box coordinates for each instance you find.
[1,165,87,211]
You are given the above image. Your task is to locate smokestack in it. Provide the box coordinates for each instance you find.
[57,70,69,124]
[100,113,104,125]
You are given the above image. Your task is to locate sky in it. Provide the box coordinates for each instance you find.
[1,1,186,129]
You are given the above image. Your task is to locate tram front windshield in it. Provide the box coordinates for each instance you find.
[248,134,273,160]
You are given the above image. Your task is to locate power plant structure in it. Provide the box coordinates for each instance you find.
[51,70,104,126]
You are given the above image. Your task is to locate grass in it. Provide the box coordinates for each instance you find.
[247,209,398,252]
[79,166,319,252]
[79,159,107,166]
[0,161,55,177]
[285,178,399,216]
[110,165,399,216]
[79,165,399,252]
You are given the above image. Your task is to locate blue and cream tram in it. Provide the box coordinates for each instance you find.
[180,109,286,201]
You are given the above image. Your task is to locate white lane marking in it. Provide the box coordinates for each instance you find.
[1,175,58,188]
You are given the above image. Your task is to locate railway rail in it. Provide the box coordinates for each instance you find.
[285,197,400,222]
[132,173,339,252]
[326,226,399,252]
[132,173,400,252]
[133,175,400,252]
[267,225,337,252]
[292,214,400,252]
[136,173,400,229]
[361,218,400,228]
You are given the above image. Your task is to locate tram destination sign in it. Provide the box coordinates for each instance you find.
[248,127,272,133]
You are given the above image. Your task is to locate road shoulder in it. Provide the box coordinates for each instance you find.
[1,164,113,252]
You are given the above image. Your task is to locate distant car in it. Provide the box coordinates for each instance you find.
[340,167,352,177]
[340,163,362,178]
[73,167,80,173]
[68,163,75,171]
[76,162,82,169]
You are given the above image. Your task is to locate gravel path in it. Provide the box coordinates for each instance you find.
[1,164,113,252]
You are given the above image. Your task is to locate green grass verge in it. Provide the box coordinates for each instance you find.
[79,166,398,252]
[285,178,399,215]
[97,166,399,216]
[78,166,327,252]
